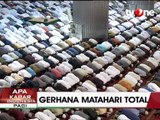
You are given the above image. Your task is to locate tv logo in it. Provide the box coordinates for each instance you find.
[126,8,155,17]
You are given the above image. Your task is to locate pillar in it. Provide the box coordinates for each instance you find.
[72,1,108,39]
